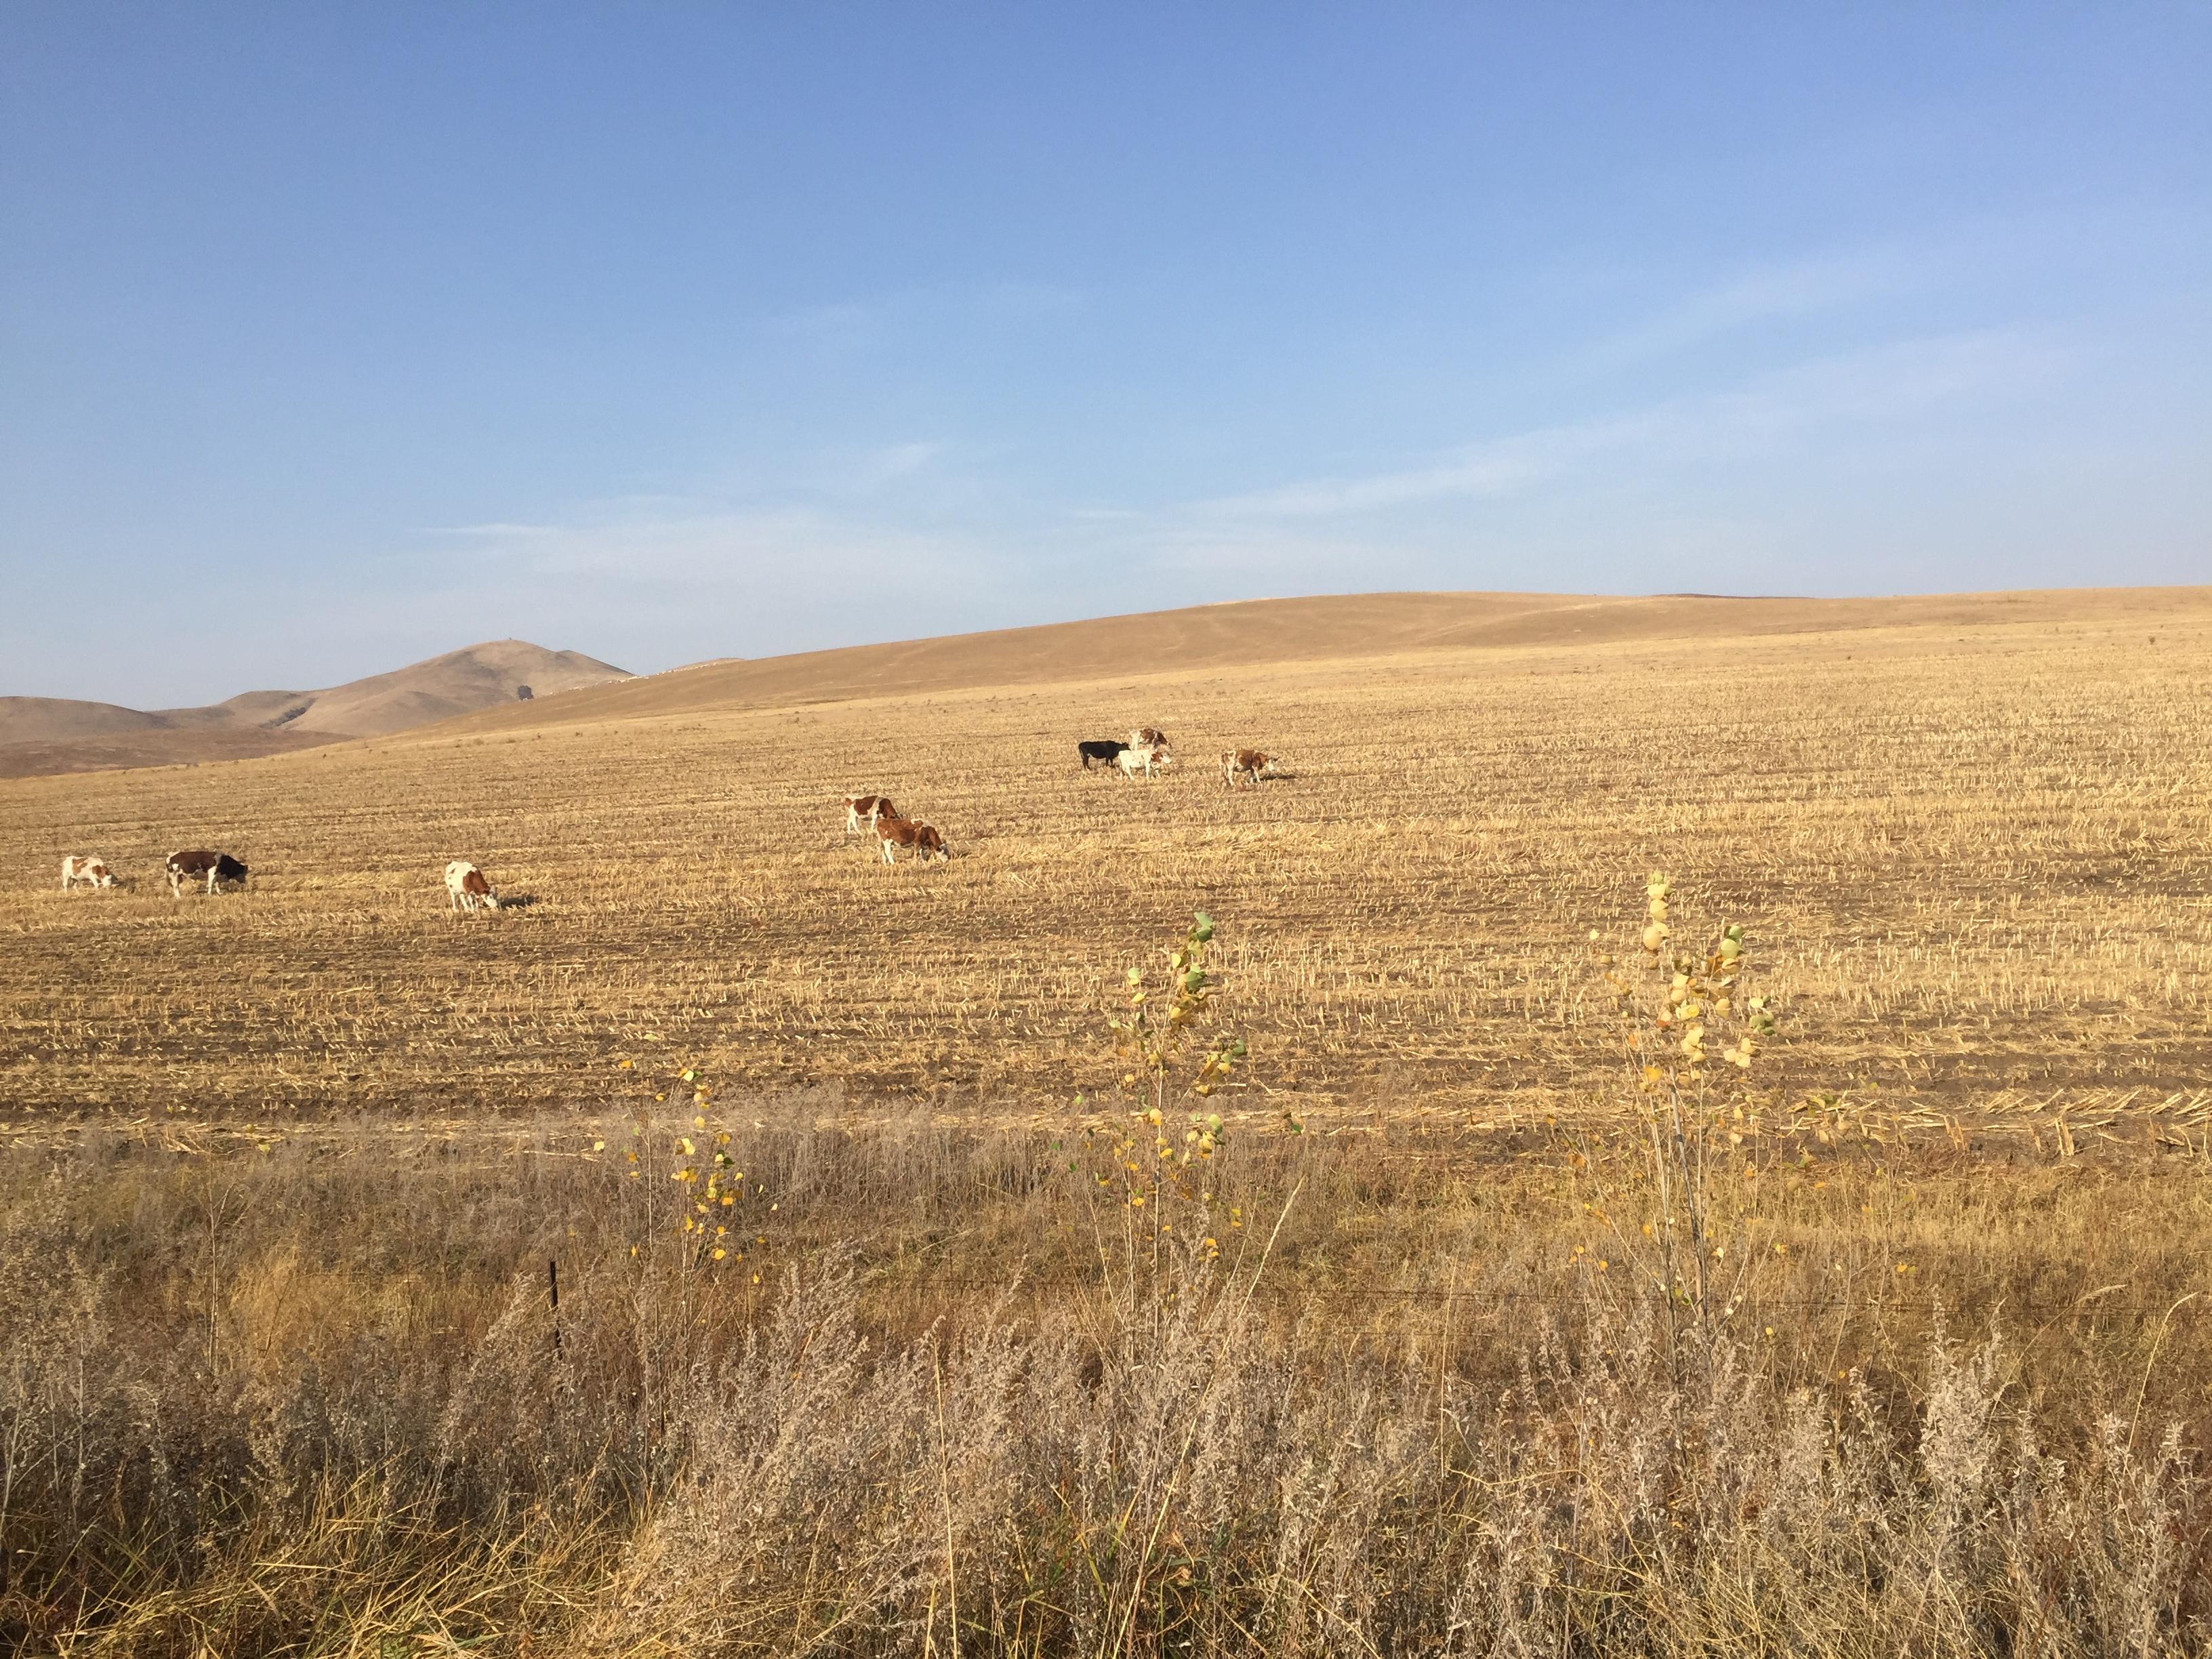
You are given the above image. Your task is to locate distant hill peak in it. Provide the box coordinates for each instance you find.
[0,640,630,779]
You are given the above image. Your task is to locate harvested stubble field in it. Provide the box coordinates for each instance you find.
[5,589,2212,1655]
[1,589,2209,1142]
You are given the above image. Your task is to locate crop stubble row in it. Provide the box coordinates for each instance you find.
[1,617,2209,1122]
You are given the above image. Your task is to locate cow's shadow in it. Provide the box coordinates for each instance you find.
[495,892,543,910]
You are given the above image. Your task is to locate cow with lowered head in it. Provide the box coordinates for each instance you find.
[445,860,501,914]
[167,848,248,897]
[1078,739,1129,770]
[61,855,117,890]
[1222,749,1282,788]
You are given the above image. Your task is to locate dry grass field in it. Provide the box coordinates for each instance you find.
[4,588,2212,1654]
[1,589,2208,1138]
[5,1111,2210,1654]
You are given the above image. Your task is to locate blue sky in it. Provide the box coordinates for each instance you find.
[3,7,2207,705]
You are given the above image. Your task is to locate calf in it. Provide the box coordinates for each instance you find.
[844,794,897,834]
[1116,744,1172,780]
[445,859,501,913]
[60,855,117,890]
[1222,748,1280,788]
[1078,739,1129,770]
[167,848,247,897]
[876,815,950,863]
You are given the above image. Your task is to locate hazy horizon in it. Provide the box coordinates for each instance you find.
[5,7,2207,707]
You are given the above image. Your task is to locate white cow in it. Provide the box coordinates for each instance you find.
[1116,744,1173,779]
[844,794,896,835]
[61,855,117,890]
[445,860,501,913]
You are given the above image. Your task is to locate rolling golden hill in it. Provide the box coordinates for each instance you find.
[0,640,629,778]
[430,586,2202,737]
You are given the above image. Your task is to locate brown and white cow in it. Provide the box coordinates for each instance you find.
[1222,749,1280,788]
[60,855,117,890]
[876,815,949,863]
[844,794,897,834]
[1116,743,1172,779]
[1128,726,1169,752]
[445,859,501,913]
[167,848,247,897]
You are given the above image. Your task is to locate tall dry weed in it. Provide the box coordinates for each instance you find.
[1,1118,2207,1655]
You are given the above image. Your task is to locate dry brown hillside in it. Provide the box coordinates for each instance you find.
[0,640,628,778]
[436,585,2200,735]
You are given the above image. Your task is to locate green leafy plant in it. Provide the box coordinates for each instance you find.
[1108,909,1244,1160]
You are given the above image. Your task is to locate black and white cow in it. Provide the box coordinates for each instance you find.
[167,848,248,897]
[1078,739,1130,770]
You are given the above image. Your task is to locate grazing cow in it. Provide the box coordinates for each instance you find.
[1116,744,1172,780]
[60,855,117,890]
[1078,739,1130,770]
[876,815,950,863]
[1222,749,1280,788]
[1128,726,1169,752]
[167,848,247,897]
[445,859,501,913]
[844,794,897,834]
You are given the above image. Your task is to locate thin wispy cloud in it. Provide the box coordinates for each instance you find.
[441,506,978,585]
[1197,449,1548,519]
[1578,245,1929,371]
[763,281,1084,356]
[424,521,560,538]
[977,279,1086,319]
[1195,328,2063,523]
[405,504,1029,667]
[764,299,884,352]
[851,440,947,491]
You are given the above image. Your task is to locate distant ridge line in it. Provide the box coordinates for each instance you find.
[424,586,2211,742]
